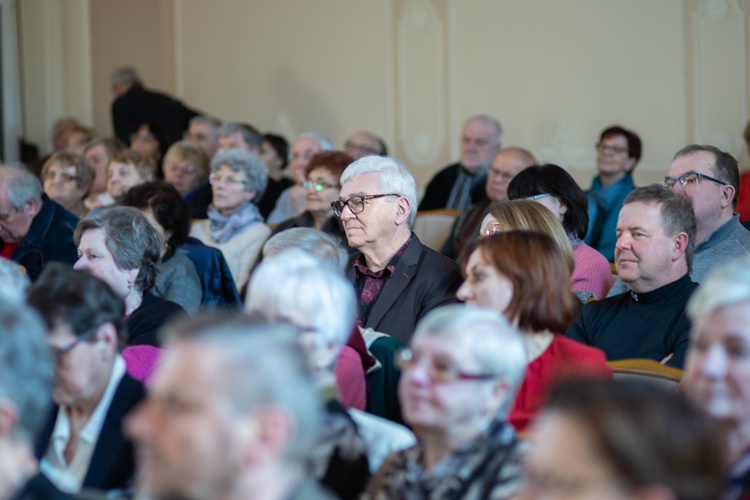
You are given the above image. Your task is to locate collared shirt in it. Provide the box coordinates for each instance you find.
[445,165,487,212]
[41,355,126,493]
[354,236,412,327]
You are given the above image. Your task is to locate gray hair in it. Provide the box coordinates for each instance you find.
[0,257,29,303]
[687,255,750,323]
[340,156,419,227]
[262,228,348,271]
[189,116,222,137]
[110,66,141,86]
[245,250,355,348]
[74,207,162,292]
[673,144,740,207]
[295,132,334,151]
[465,114,503,146]
[413,305,527,418]
[211,149,268,201]
[0,166,42,208]
[0,301,53,443]
[623,185,696,272]
[217,122,262,151]
[162,313,321,468]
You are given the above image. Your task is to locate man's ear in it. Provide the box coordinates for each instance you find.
[395,196,411,226]
[672,231,689,262]
[719,184,736,210]
[23,198,41,218]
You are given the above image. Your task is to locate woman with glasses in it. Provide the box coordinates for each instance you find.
[508,164,614,299]
[27,264,145,493]
[41,152,95,217]
[190,149,270,290]
[366,304,527,499]
[270,151,353,248]
[457,231,611,430]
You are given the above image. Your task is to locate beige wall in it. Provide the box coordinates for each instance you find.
[19,0,750,190]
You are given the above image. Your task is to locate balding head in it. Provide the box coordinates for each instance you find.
[485,147,536,202]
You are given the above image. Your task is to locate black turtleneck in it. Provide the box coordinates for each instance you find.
[565,274,698,368]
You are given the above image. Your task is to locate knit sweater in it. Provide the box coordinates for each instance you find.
[571,242,613,298]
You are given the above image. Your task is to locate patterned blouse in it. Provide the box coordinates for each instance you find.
[365,418,523,499]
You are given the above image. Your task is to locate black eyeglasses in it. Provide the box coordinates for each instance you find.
[660,172,727,189]
[49,326,99,362]
[395,348,498,383]
[302,180,338,192]
[596,143,629,155]
[331,193,400,217]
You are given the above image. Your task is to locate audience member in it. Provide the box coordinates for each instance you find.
[128,121,168,168]
[74,207,184,351]
[83,137,126,211]
[344,131,388,159]
[119,182,202,314]
[522,378,725,500]
[567,185,697,367]
[259,132,294,218]
[334,155,462,345]
[124,314,334,500]
[270,151,352,246]
[458,231,610,430]
[586,125,641,262]
[190,149,270,291]
[419,115,502,211]
[0,301,60,499]
[0,165,78,280]
[61,125,94,156]
[683,255,750,500]
[26,116,81,179]
[366,305,525,499]
[267,132,334,223]
[441,147,536,260]
[262,227,349,270]
[737,122,750,222]
[663,145,750,281]
[162,140,211,219]
[27,264,145,493]
[216,121,262,153]
[246,251,371,497]
[184,115,221,160]
[110,66,199,147]
[105,150,156,204]
[40,152,94,217]
[0,256,29,302]
[509,163,613,298]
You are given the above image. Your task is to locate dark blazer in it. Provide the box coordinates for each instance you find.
[418,162,488,211]
[5,195,79,281]
[346,233,462,345]
[35,373,146,492]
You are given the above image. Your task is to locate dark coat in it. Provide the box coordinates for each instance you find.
[346,234,462,345]
[126,292,185,347]
[5,195,78,281]
[418,162,488,211]
[111,84,199,147]
[179,237,242,311]
[35,374,145,492]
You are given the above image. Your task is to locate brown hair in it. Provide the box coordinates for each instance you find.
[163,140,210,183]
[304,151,354,183]
[107,150,156,181]
[486,199,575,273]
[41,152,95,195]
[470,231,578,332]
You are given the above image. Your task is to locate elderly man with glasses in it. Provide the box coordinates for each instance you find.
[333,156,462,347]
[663,145,750,283]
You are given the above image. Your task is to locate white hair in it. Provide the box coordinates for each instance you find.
[339,156,418,227]
[295,132,334,151]
[413,304,527,417]
[687,255,750,323]
[245,250,355,347]
[261,228,348,271]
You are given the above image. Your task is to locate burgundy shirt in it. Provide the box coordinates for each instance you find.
[353,236,412,327]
